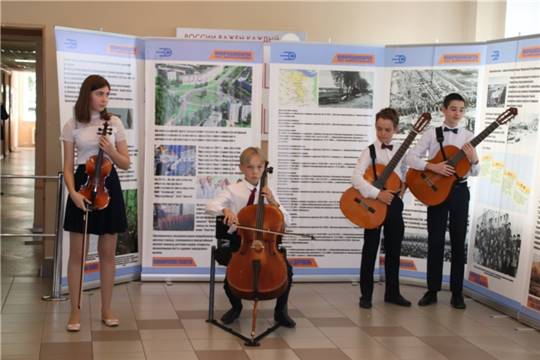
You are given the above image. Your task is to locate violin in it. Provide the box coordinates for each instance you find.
[78,121,113,211]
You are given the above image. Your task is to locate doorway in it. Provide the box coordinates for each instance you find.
[1,26,45,277]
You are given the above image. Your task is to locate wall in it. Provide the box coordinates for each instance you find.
[1,0,506,260]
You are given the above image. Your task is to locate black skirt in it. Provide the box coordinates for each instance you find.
[63,165,127,235]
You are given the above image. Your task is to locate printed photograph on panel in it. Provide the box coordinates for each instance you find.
[394,234,430,259]
[279,69,318,107]
[195,175,243,199]
[108,107,134,129]
[155,64,252,127]
[507,114,538,145]
[153,203,195,231]
[117,189,138,255]
[396,231,468,262]
[318,71,373,109]
[389,69,478,133]
[486,77,507,108]
[154,145,196,176]
[527,254,540,311]
[477,152,534,213]
[472,209,521,277]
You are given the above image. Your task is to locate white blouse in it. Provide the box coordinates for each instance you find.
[60,112,127,165]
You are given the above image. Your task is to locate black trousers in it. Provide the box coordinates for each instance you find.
[360,196,404,300]
[221,235,293,312]
[426,182,470,294]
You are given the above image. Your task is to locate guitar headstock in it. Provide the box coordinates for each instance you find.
[496,107,518,125]
[97,121,113,136]
[412,112,432,133]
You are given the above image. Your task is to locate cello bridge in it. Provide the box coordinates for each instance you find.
[251,240,264,252]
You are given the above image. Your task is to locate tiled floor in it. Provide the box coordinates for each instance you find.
[2,148,540,360]
[2,280,540,360]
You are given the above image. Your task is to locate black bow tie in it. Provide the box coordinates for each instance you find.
[381,143,393,151]
[444,127,458,134]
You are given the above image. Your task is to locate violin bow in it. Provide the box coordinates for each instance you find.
[78,206,89,309]
[229,222,316,240]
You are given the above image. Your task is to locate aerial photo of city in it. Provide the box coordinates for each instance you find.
[390,69,478,133]
[155,64,252,127]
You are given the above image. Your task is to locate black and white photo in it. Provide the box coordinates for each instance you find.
[318,70,373,109]
[473,209,522,277]
[486,78,507,108]
[389,69,478,133]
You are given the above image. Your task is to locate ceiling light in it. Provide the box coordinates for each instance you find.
[14,59,36,63]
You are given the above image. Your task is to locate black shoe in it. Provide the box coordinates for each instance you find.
[418,291,438,306]
[274,309,296,328]
[451,293,466,309]
[359,297,372,309]
[385,294,412,307]
[220,306,242,324]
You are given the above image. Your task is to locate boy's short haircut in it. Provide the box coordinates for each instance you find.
[240,147,266,165]
[375,107,399,128]
[443,93,466,108]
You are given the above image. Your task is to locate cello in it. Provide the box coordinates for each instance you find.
[226,162,288,336]
[76,121,113,309]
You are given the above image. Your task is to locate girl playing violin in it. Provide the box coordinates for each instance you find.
[206,147,296,327]
[61,75,130,331]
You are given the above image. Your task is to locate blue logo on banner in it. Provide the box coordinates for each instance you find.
[64,38,77,49]
[392,54,406,64]
[156,48,172,57]
[491,50,500,61]
[280,51,296,61]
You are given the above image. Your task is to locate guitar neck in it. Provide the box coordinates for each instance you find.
[448,121,499,166]
[373,130,418,189]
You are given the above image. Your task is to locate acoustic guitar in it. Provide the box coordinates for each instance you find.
[340,112,431,229]
[406,107,517,206]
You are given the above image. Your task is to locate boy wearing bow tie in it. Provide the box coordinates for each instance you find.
[406,93,479,309]
[351,108,411,309]
[206,147,295,327]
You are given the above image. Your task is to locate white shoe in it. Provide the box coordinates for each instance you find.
[66,323,81,332]
[102,318,120,327]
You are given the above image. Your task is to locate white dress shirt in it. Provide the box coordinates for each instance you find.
[206,179,291,227]
[406,124,480,178]
[352,139,407,199]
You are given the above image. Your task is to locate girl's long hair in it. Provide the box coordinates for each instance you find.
[74,75,111,123]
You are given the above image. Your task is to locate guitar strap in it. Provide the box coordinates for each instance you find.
[435,126,448,161]
[369,144,378,181]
